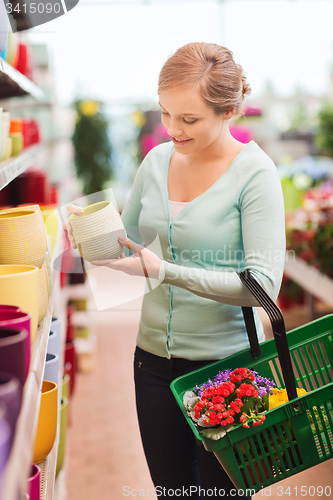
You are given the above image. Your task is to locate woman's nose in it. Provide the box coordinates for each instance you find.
[167,120,183,138]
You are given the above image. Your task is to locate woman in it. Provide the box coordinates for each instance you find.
[67,42,285,499]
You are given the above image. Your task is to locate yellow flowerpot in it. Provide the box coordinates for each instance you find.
[44,209,59,258]
[56,397,69,477]
[0,208,47,267]
[33,380,58,464]
[2,137,12,161]
[0,265,39,343]
[38,261,50,324]
[62,373,70,401]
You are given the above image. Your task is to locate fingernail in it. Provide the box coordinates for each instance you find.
[119,235,125,242]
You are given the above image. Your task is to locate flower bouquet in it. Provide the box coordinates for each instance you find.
[183,368,275,441]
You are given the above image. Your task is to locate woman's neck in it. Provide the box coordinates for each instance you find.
[183,129,245,169]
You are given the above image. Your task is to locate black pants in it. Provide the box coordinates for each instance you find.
[134,346,251,499]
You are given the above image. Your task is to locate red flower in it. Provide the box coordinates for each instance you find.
[230,368,255,383]
[236,383,258,398]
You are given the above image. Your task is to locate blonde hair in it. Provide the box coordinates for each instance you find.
[158,42,251,118]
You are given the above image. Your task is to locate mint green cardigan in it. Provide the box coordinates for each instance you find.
[121,140,285,360]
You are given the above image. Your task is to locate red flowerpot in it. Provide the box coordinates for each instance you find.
[64,343,76,396]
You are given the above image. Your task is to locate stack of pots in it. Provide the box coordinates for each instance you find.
[44,316,71,479]
[0,113,41,163]
[0,204,51,335]
[0,205,52,493]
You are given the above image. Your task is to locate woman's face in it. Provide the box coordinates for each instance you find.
[159,86,228,156]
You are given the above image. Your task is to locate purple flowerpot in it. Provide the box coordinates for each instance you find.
[26,463,40,500]
[0,305,21,314]
[0,312,32,380]
[0,373,21,446]
[50,317,62,343]
[0,328,28,387]
[0,415,11,496]
[48,329,62,360]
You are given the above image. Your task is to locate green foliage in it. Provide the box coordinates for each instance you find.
[316,105,333,157]
[72,100,113,196]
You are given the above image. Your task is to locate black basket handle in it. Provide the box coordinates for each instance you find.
[238,270,298,402]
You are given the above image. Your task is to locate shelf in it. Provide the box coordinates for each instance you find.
[0,144,42,191]
[0,58,44,100]
[284,255,333,308]
[1,215,64,500]
[1,295,53,500]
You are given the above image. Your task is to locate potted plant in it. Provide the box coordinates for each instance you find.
[72,100,113,196]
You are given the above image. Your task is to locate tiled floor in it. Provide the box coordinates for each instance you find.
[66,305,155,499]
[65,275,333,500]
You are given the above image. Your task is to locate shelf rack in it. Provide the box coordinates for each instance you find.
[0,144,43,191]
[1,213,65,500]
[1,285,55,500]
[284,255,333,309]
[0,58,44,100]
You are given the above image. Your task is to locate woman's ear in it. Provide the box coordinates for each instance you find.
[224,108,236,121]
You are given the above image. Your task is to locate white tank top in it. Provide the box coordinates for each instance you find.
[169,199,189,220]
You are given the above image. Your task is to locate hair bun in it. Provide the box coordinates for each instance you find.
[237,64,251,97]
[242,80,251,96]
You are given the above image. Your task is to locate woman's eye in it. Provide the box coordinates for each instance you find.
[161,111,169,117]
[183,118,197,124]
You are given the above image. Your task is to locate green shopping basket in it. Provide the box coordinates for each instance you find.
[170,271,333,492]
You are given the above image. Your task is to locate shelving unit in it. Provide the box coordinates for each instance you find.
[2,278,58,500]
[284,255,333,308]
[0,144,43,190]
[0,58,44,100]
[0,41,70,500]
[1,215,64,500]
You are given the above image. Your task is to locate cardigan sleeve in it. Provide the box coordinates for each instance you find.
[160,160,286,307]
[120,161,145,244]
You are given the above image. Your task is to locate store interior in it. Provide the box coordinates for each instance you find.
[0,1,333,499]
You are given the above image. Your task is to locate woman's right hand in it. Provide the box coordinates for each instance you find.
[65,204,84,249]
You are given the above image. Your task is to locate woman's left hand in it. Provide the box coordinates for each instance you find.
[91,235,162,280]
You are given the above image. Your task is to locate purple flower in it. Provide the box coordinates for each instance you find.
[250,370,275,395]
[194,368,275,398]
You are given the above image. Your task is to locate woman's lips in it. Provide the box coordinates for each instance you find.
[172,137,192,145]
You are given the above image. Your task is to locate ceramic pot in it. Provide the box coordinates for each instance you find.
[69,201,126,262]
[43,353,61,408]
[47,329,61,361]
[64,343,76,396]
[43,353,60,386]
[0,328,28,386]
[61,373,70,401]
[50,317,62,339]
[0,208,47,268]
[39,207,58,258]
[33,381,58,464]
[0,373,21,445]
[9,134,23,156]
[0,265,39,342]
[26,463,40,500]
[74,325,90,339]
[1,137,12,161]
[11,169,49,205]
[0,311,32,379]
[0,415,11,496]
[63,362,73,396]
[0,305,21,314]
[38,261,49,325]
[0,112,10,161]
[9,119,23,135]
[55,397,68,477]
